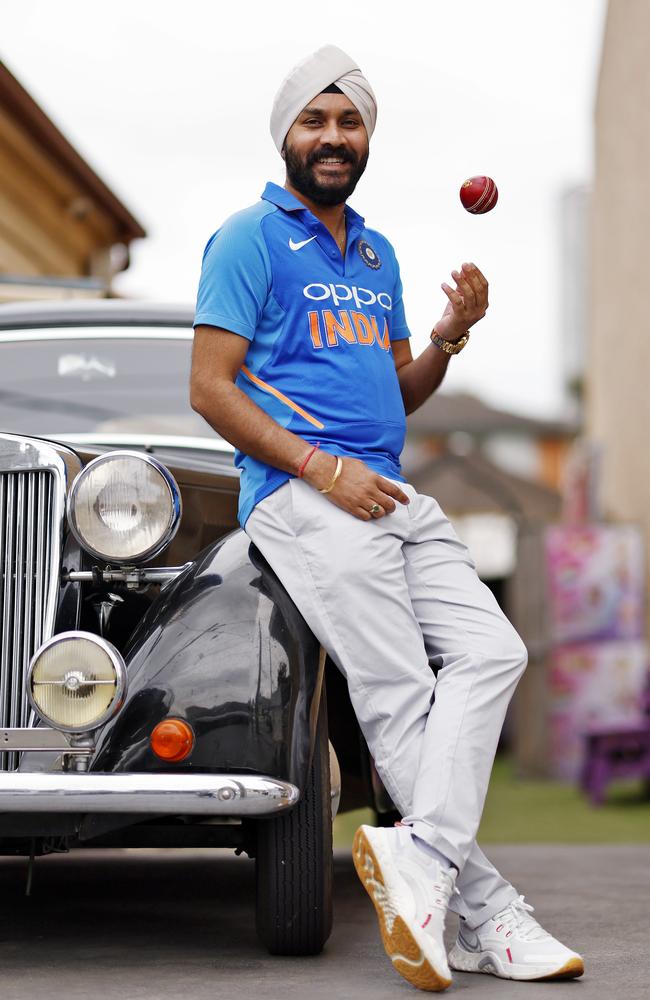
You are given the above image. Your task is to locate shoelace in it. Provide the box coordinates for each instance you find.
[425,866,456,915]
[494,895,550,941]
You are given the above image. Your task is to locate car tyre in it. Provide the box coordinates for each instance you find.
[255,690,333,955]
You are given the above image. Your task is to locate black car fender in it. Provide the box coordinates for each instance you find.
[92,530,324,794]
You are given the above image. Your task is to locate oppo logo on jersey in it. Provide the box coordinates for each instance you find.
[303,282,392,311]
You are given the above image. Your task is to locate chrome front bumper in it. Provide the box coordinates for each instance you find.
[0,772,300,815]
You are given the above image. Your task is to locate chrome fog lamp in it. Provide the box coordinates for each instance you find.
[28,632,127,733]
[67,451,181,563]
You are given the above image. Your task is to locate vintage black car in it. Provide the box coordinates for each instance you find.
[0,299,396,956]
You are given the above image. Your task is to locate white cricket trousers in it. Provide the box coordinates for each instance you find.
[245,476,527,928]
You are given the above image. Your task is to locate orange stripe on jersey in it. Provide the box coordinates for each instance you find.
[240,365,325,429]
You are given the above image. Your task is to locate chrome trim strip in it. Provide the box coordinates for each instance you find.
[0,773,300,815]
[34,471,46,649]
[22,474,36,727]
[10,475,25,729]
[0,474,15,727]
[55,433,235,454]
[1,728,83,752]
[0,329,193,343]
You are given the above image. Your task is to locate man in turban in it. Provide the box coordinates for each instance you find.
[191,45,584,991]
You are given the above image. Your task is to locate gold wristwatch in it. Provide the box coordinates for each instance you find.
[430,327,470,355]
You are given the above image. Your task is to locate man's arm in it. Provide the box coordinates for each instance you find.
[190,326,410,520]
[394,262,489,414]
[190,326,316,479]
[393,339,451,415]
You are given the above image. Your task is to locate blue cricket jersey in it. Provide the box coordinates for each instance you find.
[194,182,411,527]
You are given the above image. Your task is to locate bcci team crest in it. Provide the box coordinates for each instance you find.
[357,240,382,270]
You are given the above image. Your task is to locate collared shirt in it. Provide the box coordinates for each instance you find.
[194,181,411,527]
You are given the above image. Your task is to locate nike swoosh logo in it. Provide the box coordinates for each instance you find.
[288,236,317,251]
[459,927,481,952]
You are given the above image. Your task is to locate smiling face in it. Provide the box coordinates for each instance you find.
[283,93,369,206]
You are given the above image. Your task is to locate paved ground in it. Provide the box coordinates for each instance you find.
[0,844,647,999]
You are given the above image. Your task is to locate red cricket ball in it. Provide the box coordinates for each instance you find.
[459,176,498,214]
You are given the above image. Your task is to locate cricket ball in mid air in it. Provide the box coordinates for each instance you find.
[459,176,498,214]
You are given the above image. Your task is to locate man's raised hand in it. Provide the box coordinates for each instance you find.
[436,262,489,343]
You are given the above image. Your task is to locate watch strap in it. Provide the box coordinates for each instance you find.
[430,328,470,355]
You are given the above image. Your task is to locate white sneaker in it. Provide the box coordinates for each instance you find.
[448,894,585,981]
[352,824,456,992]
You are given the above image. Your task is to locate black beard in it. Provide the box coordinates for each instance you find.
[284,143,368,206]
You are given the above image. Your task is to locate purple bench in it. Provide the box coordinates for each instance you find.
[580,677,650,806]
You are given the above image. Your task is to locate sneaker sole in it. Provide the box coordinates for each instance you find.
[352,826,452,992]
[449,942,584,981]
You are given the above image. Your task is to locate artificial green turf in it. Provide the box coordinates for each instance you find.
[332,756,650,848]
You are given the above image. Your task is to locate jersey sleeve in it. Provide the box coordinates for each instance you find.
[193,211,272,340]
[387,246,411,342]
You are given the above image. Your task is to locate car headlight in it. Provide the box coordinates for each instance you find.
[28,632,127,733]
[67,451,181,563]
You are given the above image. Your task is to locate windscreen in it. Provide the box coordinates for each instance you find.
[0,330,215,439]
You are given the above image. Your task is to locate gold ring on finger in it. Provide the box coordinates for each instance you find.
[369,503,382,515]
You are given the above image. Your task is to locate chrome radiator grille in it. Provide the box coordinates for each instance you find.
[0,471,56,770]
[0,434,72,773]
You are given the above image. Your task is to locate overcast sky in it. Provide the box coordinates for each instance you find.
[3,0,607,419]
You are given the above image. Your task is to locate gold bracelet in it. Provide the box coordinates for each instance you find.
[319,456,343,494]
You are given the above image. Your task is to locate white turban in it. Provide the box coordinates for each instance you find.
[270,44,377,153]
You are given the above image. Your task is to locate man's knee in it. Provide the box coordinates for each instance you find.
[488,624,528,680]
[504,629,528,679]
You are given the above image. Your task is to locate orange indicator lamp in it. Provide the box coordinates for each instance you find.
[150,718,194,762]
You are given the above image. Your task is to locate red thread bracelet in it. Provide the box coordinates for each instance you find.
[298,442,320,478]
